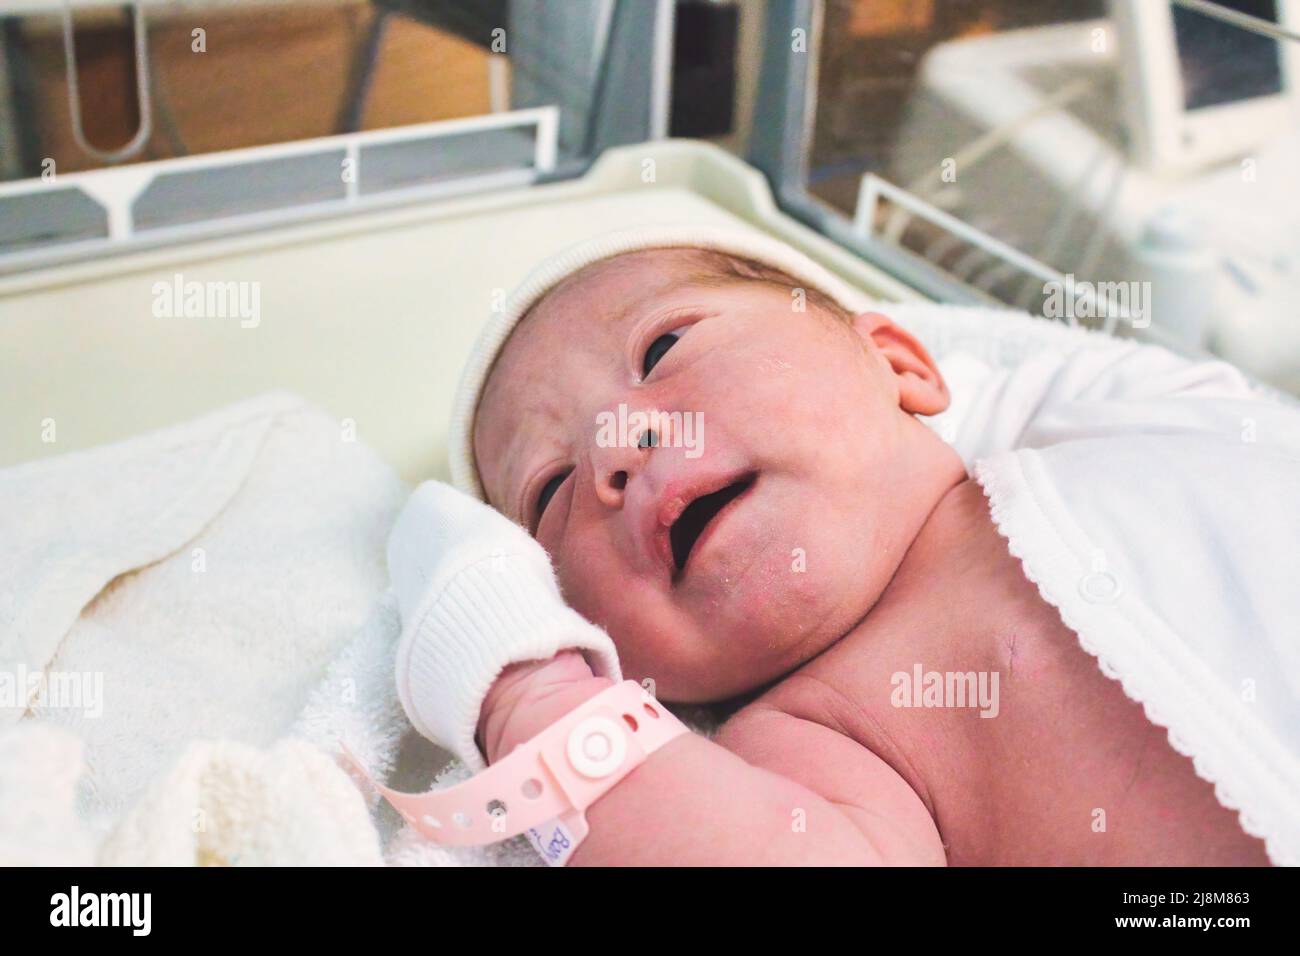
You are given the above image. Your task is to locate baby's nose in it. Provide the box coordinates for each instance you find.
[590,425,656,508]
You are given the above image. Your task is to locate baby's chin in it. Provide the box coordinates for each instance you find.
[626,592,865,703]
[586,492,889,700]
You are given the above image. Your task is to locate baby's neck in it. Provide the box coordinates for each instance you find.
[865,418,970,610]
[757,478,1024,849]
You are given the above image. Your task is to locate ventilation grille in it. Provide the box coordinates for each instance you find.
[0,107,558,270]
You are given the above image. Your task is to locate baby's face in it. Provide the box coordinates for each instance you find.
[475,250,954,701]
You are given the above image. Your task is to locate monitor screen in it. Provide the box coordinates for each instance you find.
[1173,0,1283,110]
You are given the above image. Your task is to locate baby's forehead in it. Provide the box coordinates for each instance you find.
[482,244,821,412]
[529,248,715,330]
[490,249,713,373]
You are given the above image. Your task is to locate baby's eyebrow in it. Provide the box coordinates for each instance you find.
[602,275,703,331]
[604,291,660,330]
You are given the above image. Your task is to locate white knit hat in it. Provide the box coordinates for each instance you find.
[448,223,874,499]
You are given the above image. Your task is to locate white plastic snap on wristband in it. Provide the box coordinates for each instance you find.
[339,681,689,865]
[568,716,627,778]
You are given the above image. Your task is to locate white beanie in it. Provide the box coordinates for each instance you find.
[448,223,873,499]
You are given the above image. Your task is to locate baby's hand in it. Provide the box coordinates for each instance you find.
[477,650,613,764]
[388,480,620,769]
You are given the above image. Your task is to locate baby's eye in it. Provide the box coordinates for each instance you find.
[642,331,682,378]
[535,470,570,523]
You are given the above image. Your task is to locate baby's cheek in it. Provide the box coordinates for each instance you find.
[747,346,871,424]
[594,602,695,695]
[553,562,692,683]
[554,550,658,637]
[552,549,602,616]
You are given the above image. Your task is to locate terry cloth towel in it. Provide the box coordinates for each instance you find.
[0,392,406,859]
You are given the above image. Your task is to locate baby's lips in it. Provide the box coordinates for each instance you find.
[644,466,757,579]
[630,486,680,577]
[637,487,689,578]
[656,492,690,529]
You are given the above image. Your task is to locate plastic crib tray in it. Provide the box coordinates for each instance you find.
[0,140,923,481]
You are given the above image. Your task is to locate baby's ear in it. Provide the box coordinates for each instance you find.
[850,312,950,416]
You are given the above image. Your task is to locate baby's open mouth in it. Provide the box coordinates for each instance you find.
[669,473,756,576]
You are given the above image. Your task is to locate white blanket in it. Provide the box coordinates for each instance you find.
[0,388,563,866]
[0,393,406,863]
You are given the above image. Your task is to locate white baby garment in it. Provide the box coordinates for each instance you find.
[936,334,1300,866]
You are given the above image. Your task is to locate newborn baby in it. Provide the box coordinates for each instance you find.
[391,227,1300,865]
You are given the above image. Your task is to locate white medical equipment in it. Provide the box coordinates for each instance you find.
[1114,0,1300,175]
[888,6,1300,391]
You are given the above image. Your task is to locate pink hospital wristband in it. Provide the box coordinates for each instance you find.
[341,680,689,865]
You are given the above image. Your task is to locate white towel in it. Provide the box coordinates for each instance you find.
[0,392,406,862]
[0,723,95,865]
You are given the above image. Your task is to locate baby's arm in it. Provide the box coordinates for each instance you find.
[480,651,945,866]
[391,480,943,865]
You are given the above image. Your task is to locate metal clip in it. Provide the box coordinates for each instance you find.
[61,0,153,163]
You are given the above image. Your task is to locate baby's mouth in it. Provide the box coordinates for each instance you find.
[669,473,756,578]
